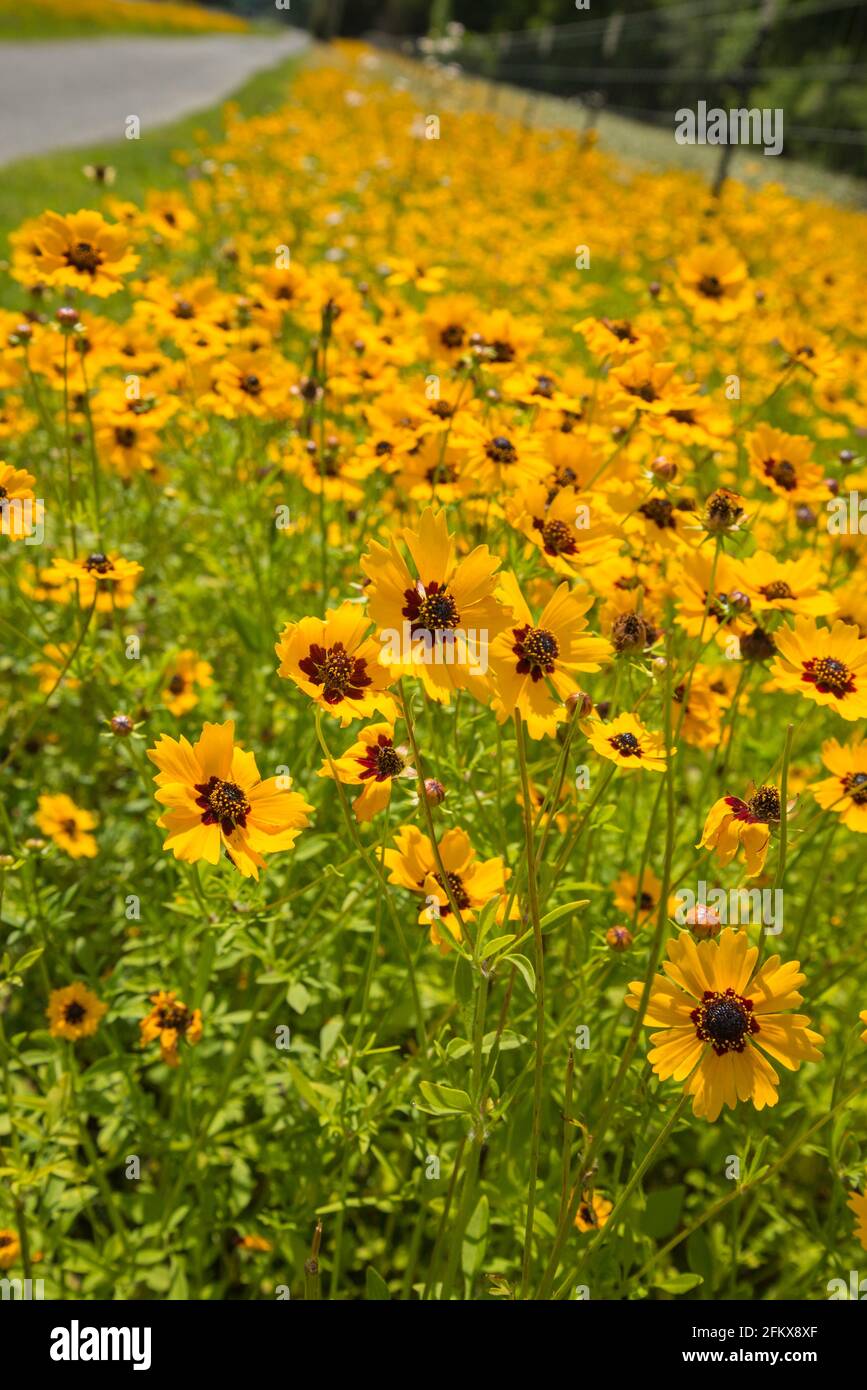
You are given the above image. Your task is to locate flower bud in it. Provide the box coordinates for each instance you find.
[686,904,721,939]
[650,455,677,481]
[606,925,633,952]
[110,714,135,737]
[423,778,446,805]
[566,689,594,717]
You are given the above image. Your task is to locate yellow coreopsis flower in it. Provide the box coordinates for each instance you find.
[46,983,107,1041]
[161,649,214,717]
[360,507,508,705]
[42,551,143,612]
[574,1192,613,1233]
[318,722,416,822]
[811,736,867,832]
[489,572,610,739]
[769,617,867,721]
[30,209,139,297]
[147,720,313,880]
[698,784,781,878]
[626,928,823,1122]
[383,825,512,954]
[585,712,670,772]
[140,991,202,1067]
[36,794,98,859]
[276,602,398,727]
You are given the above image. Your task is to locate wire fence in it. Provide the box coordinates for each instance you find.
[370,0,867,178]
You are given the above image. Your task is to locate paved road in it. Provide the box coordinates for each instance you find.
[0,31,308,164]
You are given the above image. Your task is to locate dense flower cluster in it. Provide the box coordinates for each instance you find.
[0,45,864,1299]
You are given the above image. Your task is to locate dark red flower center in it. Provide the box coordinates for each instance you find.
[691,987,759,1055]
[535,517,577,557]
[298,641,372,705]
[764,458,797,490]
[639,498,675,530]
[803,655,855,700]
[433,870,471,915]
[485,436,517,466]
[194,776,251,834]
[697,274,724,300]
[843,771,867,806]
[512,625,559,681]
[609,731,641,757]
[402,581,460,636]
[358,735,405,782]
[66,241,102,274]
[156,1003,192,1034]
[760,580,793,601]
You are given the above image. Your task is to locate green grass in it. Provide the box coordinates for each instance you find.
[0,0,252,41]
[0,47,307,275]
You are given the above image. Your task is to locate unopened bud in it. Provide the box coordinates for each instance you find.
[685,904,721,939]
[650,455,677,481]
[566,689,594,717]
[606,925,633,952]
[423,778,446,805]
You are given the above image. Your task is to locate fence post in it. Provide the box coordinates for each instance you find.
[712,0,779,197]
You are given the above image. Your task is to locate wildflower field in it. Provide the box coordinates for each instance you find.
[1,41,867,1304]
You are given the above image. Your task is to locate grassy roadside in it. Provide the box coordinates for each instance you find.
[0,0,252,41]
[0,47,307,266]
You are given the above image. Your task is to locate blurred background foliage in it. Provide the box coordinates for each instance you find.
[222,0,867,177]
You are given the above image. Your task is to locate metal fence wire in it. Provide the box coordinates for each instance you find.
[373,0,867,179]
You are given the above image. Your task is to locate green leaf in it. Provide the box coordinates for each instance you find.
[13,946,45,975]
[282,1060,324,1114]
[461,1194,489,1278]
[506,954,536,995]
[287,981,311,1014]
[539,900,589,932]
[365,1266,391,1300]
[320,1015,344,1059]
[481,933,518,957]
[640,1186,685,1239]
[454,954,474,1007]
[686,1228,715,1293]
[652,1272,703,1295]
[417,1081,472,1115]
[473,897,501,953]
